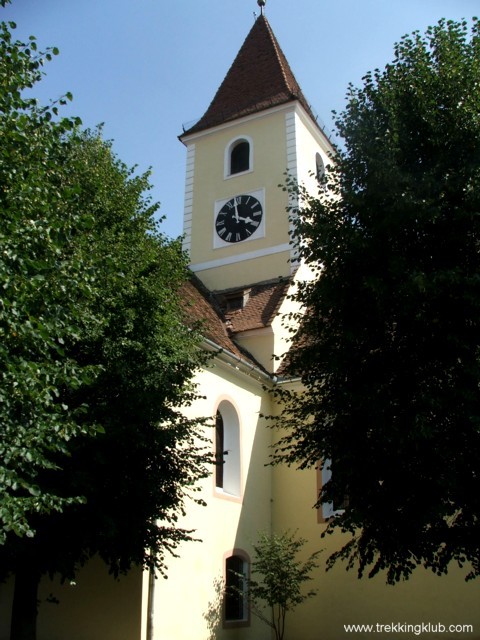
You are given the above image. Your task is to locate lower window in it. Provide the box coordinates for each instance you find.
[224,553,249,624]
[320,458,348,519]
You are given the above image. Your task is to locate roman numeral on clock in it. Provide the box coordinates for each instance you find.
[215,193,263,244]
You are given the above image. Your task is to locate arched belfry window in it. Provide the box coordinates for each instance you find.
[315,152,325,182]
[225,137,253,178]
[231,141,249,174]
[214,401,241,496]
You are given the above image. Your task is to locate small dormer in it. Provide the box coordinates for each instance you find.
[213,278,292,373]
[218,288,252,313]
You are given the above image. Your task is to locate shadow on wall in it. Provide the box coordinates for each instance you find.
[203,575,224,640]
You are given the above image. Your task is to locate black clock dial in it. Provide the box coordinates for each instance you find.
[215,194,263,243]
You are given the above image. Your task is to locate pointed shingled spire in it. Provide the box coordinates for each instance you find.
[182,15,317,136]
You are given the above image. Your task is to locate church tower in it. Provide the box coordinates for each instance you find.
[180,11,333,292]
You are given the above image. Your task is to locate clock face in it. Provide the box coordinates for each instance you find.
[215,194,263,243]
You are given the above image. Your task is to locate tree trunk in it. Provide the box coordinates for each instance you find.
[10,565,41,640]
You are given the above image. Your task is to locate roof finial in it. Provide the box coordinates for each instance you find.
[257,0,266,16]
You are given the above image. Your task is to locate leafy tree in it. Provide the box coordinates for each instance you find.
[230,531,320,640]
[273,18,480,584]
[0,14,96,545]
[0,17,210,640]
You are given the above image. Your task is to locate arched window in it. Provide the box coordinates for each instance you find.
[321,458,348,519]
[224,553,249,624]
[215,412,224,489]
[215,401,241,496]
[315,152,325,182]
[225,137,253,177]
[231,141,250,174]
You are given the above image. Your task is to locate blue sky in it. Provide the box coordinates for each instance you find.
[2,0,478,239]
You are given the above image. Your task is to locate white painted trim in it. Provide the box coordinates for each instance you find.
[203,337,272,387]
[190,243,291,273]
[182,144,195,255]
[181,101,335,154]
[285,111,300,268]
[224,134,254,179]
[216,400,241,497]
[285,110,298,180]
[181,102,298,144]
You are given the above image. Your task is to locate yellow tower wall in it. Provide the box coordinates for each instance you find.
[183,107,295,291]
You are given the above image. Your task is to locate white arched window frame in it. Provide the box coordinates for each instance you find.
[224,136,253,179]
[315,151,325,182]
[215,400,241,497]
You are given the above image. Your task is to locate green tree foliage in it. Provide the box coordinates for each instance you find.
[273,19,480,584]
[34,129,211,580]
[0,17,210,640]
[235,531,320,640]
[0,15,95,544]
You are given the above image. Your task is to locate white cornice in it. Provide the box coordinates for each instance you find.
[190,243,290,273]
[201,337,301,389]
[181,101,334,155]
[293,103,336,155]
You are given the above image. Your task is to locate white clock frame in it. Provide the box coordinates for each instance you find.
[213,188,266,249]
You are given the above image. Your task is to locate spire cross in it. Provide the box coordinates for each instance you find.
[257,0,266,15]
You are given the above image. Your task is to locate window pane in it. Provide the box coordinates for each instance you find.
[316,152,325,181]
[231,141,250,174]
[225,555,246,621]
[215,412,224,489]
[216,401,241,496]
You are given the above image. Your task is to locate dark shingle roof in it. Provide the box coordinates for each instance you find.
[179,275,269,372]
[180,275,292,374]
[179,276,243,358]
[182,15,318,136]
[217,279,291,334]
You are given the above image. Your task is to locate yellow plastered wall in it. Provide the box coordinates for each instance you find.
[271,387,480,640]
[0,558,142,640]
[271,261,316,370]
[235,327,276,373]
[184,108,293,291]
[148,360,275,640]
[235,262,316,374]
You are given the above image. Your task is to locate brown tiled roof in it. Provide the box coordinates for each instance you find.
[179,275,293,375]
[180,276,239,356]
[217,278,291,334]
[182,15,318,136]
[179,275,268,369]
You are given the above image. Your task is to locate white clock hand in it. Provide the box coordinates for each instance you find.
[233,199,240,222]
